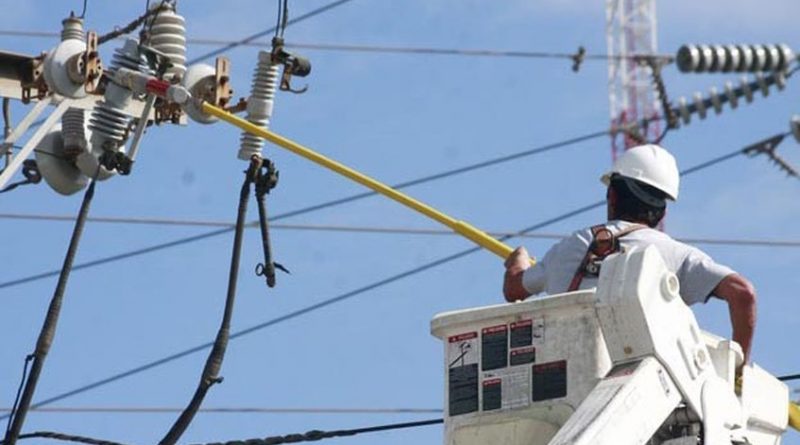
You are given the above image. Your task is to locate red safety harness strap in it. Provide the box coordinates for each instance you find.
[567,223,646,291]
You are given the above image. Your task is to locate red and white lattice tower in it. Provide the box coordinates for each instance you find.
[606,0,661,158]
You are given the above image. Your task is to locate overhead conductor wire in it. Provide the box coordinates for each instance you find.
[1,141,752,417]
[12,418,444,445]
[0,128,609,291]
[186,0,356,64]
[2,169,101,445]
[0,29,674,63]
[1,215,798,248]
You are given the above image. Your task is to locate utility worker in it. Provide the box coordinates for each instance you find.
[503,144,757,366]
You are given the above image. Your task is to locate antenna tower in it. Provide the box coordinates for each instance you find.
[606,0,660,158]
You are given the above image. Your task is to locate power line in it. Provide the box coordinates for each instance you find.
[186,0,356,64]
[0,29,673,62]
[13,418,443,445]
[2,143,749,418]
[0,406,442,415]
[0,128,608,290]
[2,214,799,249]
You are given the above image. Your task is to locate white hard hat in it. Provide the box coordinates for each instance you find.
[601,144,680,201]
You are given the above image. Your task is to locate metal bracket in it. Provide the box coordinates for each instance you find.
[20,54,47,104]
[0,98,68,189]
[83,31,103,94]
[214,57,232,108]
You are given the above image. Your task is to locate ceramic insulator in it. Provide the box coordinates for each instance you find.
[61,15,84,42]
[238,52,279,160]
[89,39,151,151]
[146,2,186,78]
[61,108,87,155]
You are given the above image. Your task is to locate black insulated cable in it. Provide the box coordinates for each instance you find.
[2,171,99,445]
[157,158,260,445]
[9,418,443,445]
[187,0,356,65]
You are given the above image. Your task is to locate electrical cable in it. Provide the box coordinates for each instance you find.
[157,159,259,445]
[2,215,799,248]
[4,356,32,438]
[10,418,443,445]
[1,143,751,418]
[0,406,442,415]
[78,0,88,19]
[186,0,356,65]
[0,29,674,63]
[779,374,800,382]
[191,417,444,445]
[13,431,128,445]
[0,128,609,290]
[2,169,100,445]
[274,0,283,39]
[96,3,168,45]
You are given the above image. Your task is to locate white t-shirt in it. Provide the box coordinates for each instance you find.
[521,220,735,306]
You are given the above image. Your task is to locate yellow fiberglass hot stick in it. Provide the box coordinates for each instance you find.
[790,401,800,431]
[201,101,534,266]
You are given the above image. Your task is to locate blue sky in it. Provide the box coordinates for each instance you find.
[1,1,799,444]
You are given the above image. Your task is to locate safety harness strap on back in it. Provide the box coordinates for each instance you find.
[567,223,646,292]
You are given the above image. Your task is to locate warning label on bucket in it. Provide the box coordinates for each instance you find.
[481,367,531,411]
[510,346,536,366]
[448,331,479,416]
[450,364,479,416]
[481,324,508,371]
[448,332,478,369]
[532,360,567,401]
[510,319,533,348]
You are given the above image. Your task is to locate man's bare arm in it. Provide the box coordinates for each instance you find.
[712,274,757,367]
[504,247,532,302]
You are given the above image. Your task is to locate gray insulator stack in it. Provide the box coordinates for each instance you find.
[62,108,87,156]
[89,39,152,151]
[60,17,88,156]
[677,43,795,73]
[238,51,279,160]
[673,71,786,126]
[61,15,84,42]
[146,1,186,79]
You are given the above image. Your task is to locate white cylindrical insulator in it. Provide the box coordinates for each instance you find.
[34,124,90,195]
[238,51,279,160]
[61,15,85,42]
[88,39,144,152]
[708,87,722,114]
[43,16,87,98]
[750,45,767,71]
[722,45,740,72]
[181,63,218,124]
[146,2,186,78]
[790,115,800,144]
[62,108,87,155]
[724,81,738,109]
[677,97,691,125]
[740,76,754,103]
[755,73,769,97]
[737,45,754,72]
[774,71,787,90]
[693,92,707,120]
